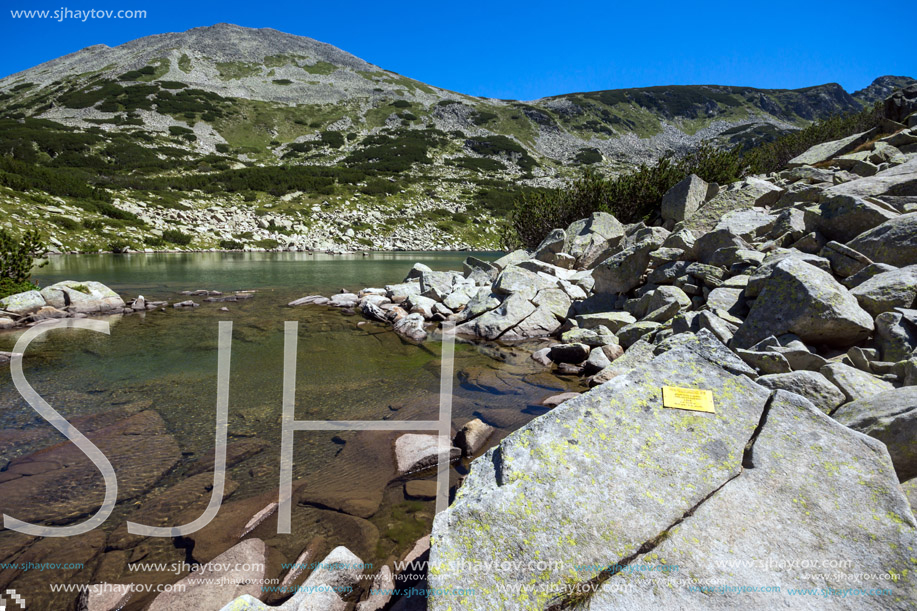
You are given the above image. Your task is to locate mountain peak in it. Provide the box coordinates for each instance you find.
[853,75,916,104]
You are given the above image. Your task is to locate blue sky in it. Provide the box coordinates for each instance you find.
[1,0,913,100]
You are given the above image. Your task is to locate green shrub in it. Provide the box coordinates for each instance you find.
[161,229,192,245]
[360,178,399,195]
[272,79,293,85]
[108,239,130,253]
[0,278,38,299]
[254,238,279,249]
[452,212,470,223]
[471,110,498,125]
[390,100,411,108]
[118,66,155,80]
[219,239,244,250]
[574,148,603,164]
[49,215,82,230]
[320,131,345,149]
[465,136,537,172]
[0,228,47,298]
[504,102,885,248]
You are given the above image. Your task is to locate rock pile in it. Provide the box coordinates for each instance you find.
[416,114,917,609]
[295,121,917,408]
[0,280,125,329]
[279,115,917,609]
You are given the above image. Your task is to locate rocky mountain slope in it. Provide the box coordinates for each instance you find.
[0,23,913,252]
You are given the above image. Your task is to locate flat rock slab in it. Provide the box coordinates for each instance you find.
[0,410,180,526]
[824,156,917,199]
[596,391,917,608]
[429,348,771,610]
[298,431,398,518]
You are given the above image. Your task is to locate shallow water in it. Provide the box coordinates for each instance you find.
[0,252,581,609]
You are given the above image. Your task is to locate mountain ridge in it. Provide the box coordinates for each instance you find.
[0,24,913,253]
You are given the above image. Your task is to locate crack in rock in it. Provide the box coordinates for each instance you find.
[546,391,779,611]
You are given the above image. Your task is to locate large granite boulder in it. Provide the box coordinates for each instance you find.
[803,195,899,243]
[592,229,667,295]
[429,348,773,610]
[454,293,535,340]
[713,209,777,241]
[587,391,917,609]
[755,370,846,414]
[834,386,917,482]
[563,212,624,261]
[884,84,917,123]
[787,129,875,167]
[743,251,832,298]
[849,264,917,317]
[429,350,917,610]
[38,281,125,313]
[0,289,45,315]
[875,311,917,362]
[820,362,895,403]
[492,266,551,298]
[847,212,917,268]
[532,228,566,264]
[661,174,711,223]
[732,258,874,349]
[824,156,917,199]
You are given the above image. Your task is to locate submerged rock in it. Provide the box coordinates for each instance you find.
[394,434,460,475]
[0,410,180,525]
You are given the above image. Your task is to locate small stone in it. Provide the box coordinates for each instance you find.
[453,419,494,457]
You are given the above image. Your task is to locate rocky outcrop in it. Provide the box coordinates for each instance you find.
[730,258,874,348]
[0,280,125,328]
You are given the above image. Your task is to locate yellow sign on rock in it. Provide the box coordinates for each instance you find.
[662,386,715,413]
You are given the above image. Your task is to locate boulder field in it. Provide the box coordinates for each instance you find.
[283,119,917,609]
